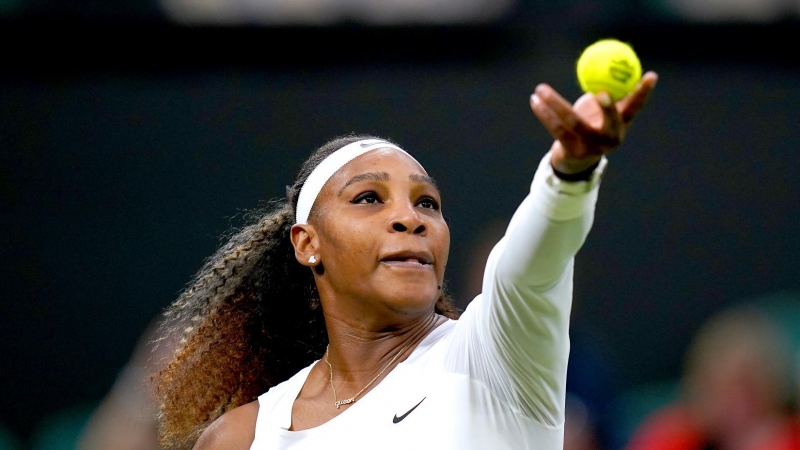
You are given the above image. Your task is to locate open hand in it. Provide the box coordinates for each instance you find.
[530,71,658,174]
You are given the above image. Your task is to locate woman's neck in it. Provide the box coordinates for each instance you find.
[322,310,442,384]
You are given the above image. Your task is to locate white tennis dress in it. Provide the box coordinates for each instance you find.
[250,152,606,450]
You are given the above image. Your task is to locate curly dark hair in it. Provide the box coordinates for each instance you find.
[152,134,459,450]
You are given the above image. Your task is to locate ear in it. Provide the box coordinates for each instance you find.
[290,223,320,267]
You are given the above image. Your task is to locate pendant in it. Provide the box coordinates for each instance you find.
[335,398,355,409]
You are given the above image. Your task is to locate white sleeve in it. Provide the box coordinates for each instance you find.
[449,151,606,427]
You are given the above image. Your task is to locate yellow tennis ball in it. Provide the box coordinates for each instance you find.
[576,39,642,101]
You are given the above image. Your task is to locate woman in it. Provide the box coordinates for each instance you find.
[153,74,658,450]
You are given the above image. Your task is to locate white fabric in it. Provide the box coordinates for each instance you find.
[254,151,606,449]
[294,139,418,224]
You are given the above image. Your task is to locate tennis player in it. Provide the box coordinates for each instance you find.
[153,73,658,450]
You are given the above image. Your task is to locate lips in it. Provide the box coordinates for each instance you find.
[380,251,433,267]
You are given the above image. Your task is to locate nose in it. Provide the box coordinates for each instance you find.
[388,202,426,235]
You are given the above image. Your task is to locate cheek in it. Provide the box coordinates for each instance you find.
[319,220,377,268]
[433,223,451,273]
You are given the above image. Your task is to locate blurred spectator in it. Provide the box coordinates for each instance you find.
[626,305,800,450]
[160,0,515,25]
[28,320,165,450]
[653,0,798,22]
[565,393,601,450]
[77,318,170,450]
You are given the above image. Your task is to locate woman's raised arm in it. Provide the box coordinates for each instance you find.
[453,73,658,427]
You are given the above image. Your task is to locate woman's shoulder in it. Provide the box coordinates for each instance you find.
[194,364,317,449]
[193,401,259,450]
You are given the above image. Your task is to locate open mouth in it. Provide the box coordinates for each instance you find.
[381,251,433,267]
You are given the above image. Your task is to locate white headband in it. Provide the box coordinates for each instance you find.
[294,139,419,224]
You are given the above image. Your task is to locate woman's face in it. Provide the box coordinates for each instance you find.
[310,148,450,317]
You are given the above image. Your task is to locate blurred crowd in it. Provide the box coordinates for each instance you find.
[158,0,800,24]
[625,303,800,450]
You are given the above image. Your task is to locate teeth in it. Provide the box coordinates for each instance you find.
[382,256,429,264]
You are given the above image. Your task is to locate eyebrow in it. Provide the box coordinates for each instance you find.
[337,172,440,196]
[338,172,390,196]
[410,173,439,190]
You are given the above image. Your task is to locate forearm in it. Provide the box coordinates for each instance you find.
[498,150,604,287]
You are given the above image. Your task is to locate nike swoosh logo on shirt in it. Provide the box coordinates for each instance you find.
[392,397,426,424]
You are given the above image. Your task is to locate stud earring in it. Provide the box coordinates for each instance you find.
[308,255,317,265]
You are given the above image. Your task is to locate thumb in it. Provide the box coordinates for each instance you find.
[596,92,623,145]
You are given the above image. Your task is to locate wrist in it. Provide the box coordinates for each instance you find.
[549,142,603,176]
[551,160,600,181]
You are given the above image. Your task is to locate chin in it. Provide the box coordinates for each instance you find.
[380,285,440,315]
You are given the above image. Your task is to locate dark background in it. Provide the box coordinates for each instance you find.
[2,0,799,445]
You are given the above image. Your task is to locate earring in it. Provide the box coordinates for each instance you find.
[308,255,317,265]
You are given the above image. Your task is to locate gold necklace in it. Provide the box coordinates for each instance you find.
[324,339,415,409]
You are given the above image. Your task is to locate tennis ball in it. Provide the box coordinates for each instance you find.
[576,39,642,102]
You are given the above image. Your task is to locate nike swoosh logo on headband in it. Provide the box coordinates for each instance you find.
[392,397,426,424]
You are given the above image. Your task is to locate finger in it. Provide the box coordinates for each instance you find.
[534,84,594,136]
[530,92,578,145]
[596,91,623,141]
[617,71,659,124]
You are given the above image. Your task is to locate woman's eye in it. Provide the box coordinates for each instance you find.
[418,197,440,210]
[352,192,381,204]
